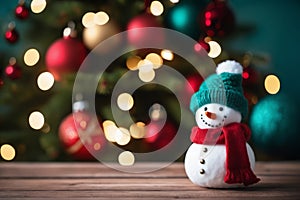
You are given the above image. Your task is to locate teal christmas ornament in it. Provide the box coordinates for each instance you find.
[164,0,205,40]
[250,94,300,159]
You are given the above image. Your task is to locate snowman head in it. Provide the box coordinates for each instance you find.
[190,60,248,128]
[195,103,241,129]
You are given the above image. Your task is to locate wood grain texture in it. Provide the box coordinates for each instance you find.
[0,162,300,199]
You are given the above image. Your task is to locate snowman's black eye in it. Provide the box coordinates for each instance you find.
[204,107,207,111]
[219,107,223,111]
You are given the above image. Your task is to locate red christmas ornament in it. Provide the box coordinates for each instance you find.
[15,2,30,19]
[45,36,87,80]
[186,73,204,94]
[5,23,19,43]
[181,73,204,106]
[127,13,163,47]
[200,0,235,37]
[59,111,106,160]
[5,58,22,80]
[144,120,177,150]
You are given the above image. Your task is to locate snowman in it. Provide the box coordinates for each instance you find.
[184,60,260,188]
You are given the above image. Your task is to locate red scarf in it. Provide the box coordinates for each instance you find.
[190,122,260,186]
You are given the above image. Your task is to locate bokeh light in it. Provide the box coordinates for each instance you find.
[93,143,101,151]
[161,49,174,61]
[170,0,180,3]
[136,59,156,82]
[242,71,250,79]
[37,72,55,91]
[28,111,45,130]
[207,41,221,58]
[82,12,95,28]
[150,1,164,16]
[126,55,141,71]
[0,144,16,161]
[264,74,280,94]
[83,21,120,50]
[117,93,134,111]
[145,53,163,69]
[103,120,118,142]
[31,0,47,14]
[115,127,131,146]
[41,123,51,134]
[24,48,40,66]
[138,68,155,82]
[150,103,165,121]
[130,122,146,139]
[94,11,109,25]
[194,43,202,52]
[118,151,135,166]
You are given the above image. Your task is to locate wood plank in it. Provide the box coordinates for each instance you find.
[0,162,186,178]
[0,162,300,199]
[0,176,300,191]
[1,189,300,199]
[1,162,299,178]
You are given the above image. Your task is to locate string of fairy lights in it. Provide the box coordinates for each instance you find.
[1,0,281,162]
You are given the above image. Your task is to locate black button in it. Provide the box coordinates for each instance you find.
[200,169,205,174]
[200,159,205,164]
[203,147,208,153]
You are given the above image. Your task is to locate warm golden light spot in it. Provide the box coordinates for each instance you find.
[117,93,134,111]
[118,151,135,166]
[103,120,118,142]
[150,1,164,16]
[208,41,222,58]
[138,68,155,82]
[37,72,55,91]
[130,122,146,139]
[0,144,16,161]
[161,49,174,61]
[137,59,153,70]
[126,55,141,71]
[115,127,131,146]
[264,75,280,94]
[145,53,163,69]
[31,0,47,14]
[94,11,109,25]
[28,111,45,130]
[24,48,40,66]
[82,12,95,28]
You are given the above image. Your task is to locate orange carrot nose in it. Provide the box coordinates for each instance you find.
[205,111,217,120]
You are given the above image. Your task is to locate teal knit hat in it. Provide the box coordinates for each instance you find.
[190,60,248,119]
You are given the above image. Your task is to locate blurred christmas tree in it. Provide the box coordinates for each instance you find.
[0,0,298,162]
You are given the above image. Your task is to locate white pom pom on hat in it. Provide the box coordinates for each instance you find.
[216,60,243,75]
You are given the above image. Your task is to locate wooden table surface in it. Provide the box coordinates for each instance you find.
[0,162,300,199]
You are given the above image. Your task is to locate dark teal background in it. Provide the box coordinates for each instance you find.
[229,0,300,103]
[1,0,300,101]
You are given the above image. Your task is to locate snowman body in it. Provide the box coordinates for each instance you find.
[184,103,256,188]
